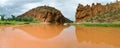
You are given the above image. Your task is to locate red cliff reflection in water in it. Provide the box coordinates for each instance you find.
[76,26,120,48]
[0,24,77,48]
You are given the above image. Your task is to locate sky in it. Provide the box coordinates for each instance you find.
[0,0,116,21]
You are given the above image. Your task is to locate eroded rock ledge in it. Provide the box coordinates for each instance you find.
[76,2,120,23]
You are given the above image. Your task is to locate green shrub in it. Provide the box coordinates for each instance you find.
[0,15,5,20]
[11,15,16,20]
[16,16,37,22]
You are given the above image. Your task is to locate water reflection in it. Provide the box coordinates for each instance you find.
[76,26,120,48]
[14,24,69,39]
[0,24,77,48]
[0,25,120,48]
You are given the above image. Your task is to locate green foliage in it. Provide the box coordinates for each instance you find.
[0,15,40,24]
[11,15,16,20]
[64,19,73,23]
[0,20,30,24]
[106,3,110,5]
[82,23,120,27]
[0,15,5,20]
[72,23,120,27]
[15,16,39,22]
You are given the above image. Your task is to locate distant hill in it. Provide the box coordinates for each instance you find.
[19,6,72,24]
[76,2,120,23]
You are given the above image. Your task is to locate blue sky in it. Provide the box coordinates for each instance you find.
[0,0,116,21]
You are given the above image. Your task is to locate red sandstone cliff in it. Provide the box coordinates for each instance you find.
[20,6,72,24]
[76,2,120,23]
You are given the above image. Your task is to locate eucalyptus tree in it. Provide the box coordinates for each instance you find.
[11,15,16,20]
[0,15,5,20]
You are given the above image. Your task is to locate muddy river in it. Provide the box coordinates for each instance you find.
[0,24,120,48]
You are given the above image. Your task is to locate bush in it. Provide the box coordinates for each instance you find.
[11,15,16,20]
[16,16,37,22]
[0,15,5,20]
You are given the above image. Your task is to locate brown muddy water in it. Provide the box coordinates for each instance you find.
[0,24,120,48]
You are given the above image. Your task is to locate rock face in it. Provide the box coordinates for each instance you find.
[76,2,120,23]
[20,6,72,24]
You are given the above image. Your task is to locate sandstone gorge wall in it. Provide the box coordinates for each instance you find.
[76,2,120,23]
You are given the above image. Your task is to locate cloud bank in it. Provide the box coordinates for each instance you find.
[0,0,116,20]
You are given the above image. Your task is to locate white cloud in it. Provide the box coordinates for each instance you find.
[22,3,41,10]
[0,0,8,5]
[0,0,12,7]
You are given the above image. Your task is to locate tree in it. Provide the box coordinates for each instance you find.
[0,16,1,20]
[116,0,118,2]
[0,15,5,20]
[11,15,16,20]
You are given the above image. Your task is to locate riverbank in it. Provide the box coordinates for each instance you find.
[71,23,120,27]
[0,20,40,25]
[1,20,120,27]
